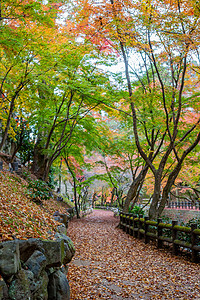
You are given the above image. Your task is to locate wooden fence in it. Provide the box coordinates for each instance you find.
[167,201,200,210]
[120,213,200,263]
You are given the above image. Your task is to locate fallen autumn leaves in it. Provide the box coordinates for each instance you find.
[67,210,200,300]
[1,170,199,299]
[0,171,69,241]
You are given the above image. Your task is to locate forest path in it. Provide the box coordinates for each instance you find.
[67,209,200,300]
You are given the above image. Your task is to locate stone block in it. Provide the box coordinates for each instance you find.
[32,271,49,300]
[57,224,67,235]
[48,270,70,300]
[0,241,21,278]
[54,233,75,264]
[25,250,47,278]
[8,269,31,300]
[41,240,65,268]
[18,238,44,262]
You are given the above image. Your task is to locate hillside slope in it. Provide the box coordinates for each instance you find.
[0,169,72,242]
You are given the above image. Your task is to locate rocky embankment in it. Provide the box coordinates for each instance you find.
[0,232,75,300]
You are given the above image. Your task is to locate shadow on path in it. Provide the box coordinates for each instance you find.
[67,210,200,300]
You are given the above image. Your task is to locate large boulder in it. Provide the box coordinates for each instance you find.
[48,270,70,300]
[8,269,31,300]
[23,269,49,300]
[0,241,21,278]
[54,233,75,264]
[18,238,44,263]
[32,271,49,300]
[53,211,69,229]
[25,250,47,278]
[57,224,67,235]
[41,240,65,268]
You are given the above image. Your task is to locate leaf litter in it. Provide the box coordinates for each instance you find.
[67,210,200,300]
[0,170,70,241]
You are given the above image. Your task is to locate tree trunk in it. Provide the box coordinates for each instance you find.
[0,97,15,151]
[123,166,148,212]
[92,192,97,208]
[64,157,80,218]
[149,174,162,219]
[58,158,62,192]
[110,188,115,206]
[73,178,80,219]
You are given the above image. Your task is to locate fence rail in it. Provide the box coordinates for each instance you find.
[119,213,200,263]
[167,201,200,210]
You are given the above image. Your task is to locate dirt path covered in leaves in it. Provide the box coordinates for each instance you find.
[67,210,200,299]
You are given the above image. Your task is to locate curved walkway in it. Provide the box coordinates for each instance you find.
[67,210,200,300]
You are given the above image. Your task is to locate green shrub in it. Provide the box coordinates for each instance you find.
[129,205,145,216]
[26,179,50,204]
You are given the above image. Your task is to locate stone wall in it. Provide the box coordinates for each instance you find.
[162,208,200,224]
[79,208,93,217]
[0,233,75,300]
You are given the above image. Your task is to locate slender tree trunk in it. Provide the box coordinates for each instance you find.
[58,158,62,192]
[92,192,97,208]
[110,188,115,206]
[64,157,80,218]
[73,178,80,218]
[0,97,15,151]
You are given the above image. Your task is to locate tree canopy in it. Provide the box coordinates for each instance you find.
[0,0,199,218]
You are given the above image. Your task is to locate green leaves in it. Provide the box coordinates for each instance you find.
[26,179,51,203]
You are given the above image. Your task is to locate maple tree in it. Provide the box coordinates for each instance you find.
[70,0,200,218]
[0,0,118,184]
[30,60,117,181]
[0,0,60,150]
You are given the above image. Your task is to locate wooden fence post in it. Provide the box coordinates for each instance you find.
[122,213,125,231]
[128,214,132,235]
[138,214,143,239]
[126,214,130,234]
[119,212,123,229]
[124,213,127,232]
[133,214,138,237]
[144,216,149,244]
[191,224,198,263]
[157,218,163,248]
[123,214,127,231]
[172,220,178,255]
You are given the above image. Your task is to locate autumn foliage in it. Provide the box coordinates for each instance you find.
[0,168,70,242]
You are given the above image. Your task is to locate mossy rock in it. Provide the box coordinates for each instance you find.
[8,269,31,300]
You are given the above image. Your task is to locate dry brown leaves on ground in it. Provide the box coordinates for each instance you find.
[67,210,200,300]
[0,171,69,242]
